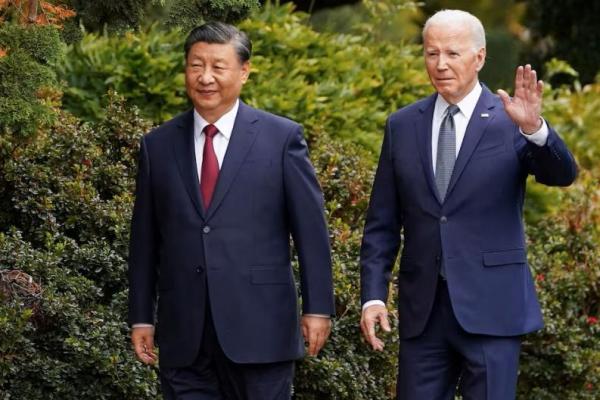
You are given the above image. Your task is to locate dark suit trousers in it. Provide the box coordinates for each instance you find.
[397,279,522,400]
[159,297,294,400]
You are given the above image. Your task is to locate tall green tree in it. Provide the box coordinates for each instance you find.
[523,0,600,85]
[61,0,259,35]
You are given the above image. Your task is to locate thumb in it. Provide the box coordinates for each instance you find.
[380,313,391,332]
[497,89,510,107]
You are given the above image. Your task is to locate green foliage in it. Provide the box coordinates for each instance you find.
[64,0,158,33]
[242,3,430,152]
[0,23,63,65]
[165,0,261,30]
[0,23,62,140]
[520,171,600,399]
[294,137,398,398]
[0,94,156,399]
[0,231,160,399]
[525,62,600,224]
[0,91,149,245]
[59,3,430,151]
[524,0,600,85]
[59,25,187,123]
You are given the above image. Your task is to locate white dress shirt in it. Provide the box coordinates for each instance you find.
[193,100,239,182]
[362,82,549,311]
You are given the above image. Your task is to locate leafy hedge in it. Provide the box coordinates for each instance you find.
[59,3,431,151]
[1,3,599,399]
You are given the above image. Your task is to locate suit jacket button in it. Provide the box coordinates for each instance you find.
[440,216,447,223]
[196,267,202,273]
[203,226,211,234]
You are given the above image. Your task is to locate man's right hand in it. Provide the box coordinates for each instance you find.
[360,304,391,351]
[131,326,157,365]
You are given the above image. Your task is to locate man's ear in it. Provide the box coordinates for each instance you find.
[475,47,486,72]
[241,61,251,84]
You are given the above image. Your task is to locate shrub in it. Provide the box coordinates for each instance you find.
[59,3,431,152]
[58,25,188,124]
[520,171,600,400]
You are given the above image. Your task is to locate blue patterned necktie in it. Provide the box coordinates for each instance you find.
[435,104,460,201]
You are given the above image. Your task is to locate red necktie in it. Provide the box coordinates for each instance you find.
[200,124,219,209]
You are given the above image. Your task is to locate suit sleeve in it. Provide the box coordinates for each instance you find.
[128,136,159,326]
[283,125,335,316]
[360,118,402,305]
[515,120,578,186]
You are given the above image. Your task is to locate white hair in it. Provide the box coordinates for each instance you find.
[423,9,486,52]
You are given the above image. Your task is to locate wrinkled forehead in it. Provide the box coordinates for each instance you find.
[423,23,477,49]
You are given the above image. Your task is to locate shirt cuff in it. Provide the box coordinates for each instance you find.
[362,300,386,311]
[132,323,154,328]
[519,118,549,146]
[303,313,330,319]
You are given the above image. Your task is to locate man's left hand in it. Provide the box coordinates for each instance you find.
[497,64,544,134]
[301,315,332,357]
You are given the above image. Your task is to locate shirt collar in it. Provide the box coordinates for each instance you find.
[193,99,240,140]
[434,82,482,120]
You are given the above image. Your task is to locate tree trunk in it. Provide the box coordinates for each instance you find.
[27,0,37,23]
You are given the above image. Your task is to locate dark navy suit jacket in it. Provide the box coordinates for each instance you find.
[360,86,577,339]
[128,101,334,367]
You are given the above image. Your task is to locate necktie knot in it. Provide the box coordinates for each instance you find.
[203,124,218,139]
[446,104,460,118]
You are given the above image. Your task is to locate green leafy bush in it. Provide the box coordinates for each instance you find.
[0,94,159,399]
[59,3,431,152]
[59,25,187,123]
[520,171,600,400]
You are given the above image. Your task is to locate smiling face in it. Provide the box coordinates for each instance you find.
[185,41,250,123]
[423,23,485,104]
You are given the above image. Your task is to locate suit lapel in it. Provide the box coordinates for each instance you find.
[173,109,206,219]
[416,94,442,204]
[205,101,259,220]
[445,86,496,200]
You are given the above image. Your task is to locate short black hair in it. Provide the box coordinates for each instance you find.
[184,21,252,64]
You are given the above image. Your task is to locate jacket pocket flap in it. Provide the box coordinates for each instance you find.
[250,267,290,284]
[483,249,527,266]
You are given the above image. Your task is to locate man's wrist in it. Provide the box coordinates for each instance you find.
[520,116,544,135]
[520,117,549,146]
[132,323,154,329]
[362,299,386,311]
[303,313,330,319]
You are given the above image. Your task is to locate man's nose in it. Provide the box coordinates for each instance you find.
[199,69,215,84]
[436,55,448,70]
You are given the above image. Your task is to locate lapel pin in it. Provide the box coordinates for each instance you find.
[481,113,489,118]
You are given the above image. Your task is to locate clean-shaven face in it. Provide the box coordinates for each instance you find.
[423,23,485,104]
[185,41,250,123]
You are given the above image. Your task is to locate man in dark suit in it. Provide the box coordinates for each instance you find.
[128,22,334,399]
[360,9,577,400]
